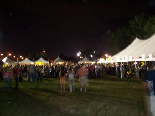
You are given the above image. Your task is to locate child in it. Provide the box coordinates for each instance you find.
[60,70,66,93]
[67,68,75,93]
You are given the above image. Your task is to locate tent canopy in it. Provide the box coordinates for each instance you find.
[54,56,67,64]
[35,58,49,65]
[2,57,15,65]
[112,34,155,62]
[78,56,93,64]
[97,58,106,63]
[19,58,34,65]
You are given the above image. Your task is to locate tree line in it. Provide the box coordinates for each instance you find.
[108,13,155,55]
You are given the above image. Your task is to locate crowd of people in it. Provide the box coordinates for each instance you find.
[0,63,90,92]
[0,62,154,95]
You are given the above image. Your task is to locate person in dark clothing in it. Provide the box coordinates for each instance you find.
[13,65,19,89]
[147,65,155,96]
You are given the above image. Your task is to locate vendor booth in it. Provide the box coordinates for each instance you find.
[19,58,34,65]
[53,56,67,65]
[2,57,15,66]
[35,58,49,65]
[78,56,94,64]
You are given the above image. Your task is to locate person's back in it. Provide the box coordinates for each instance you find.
[76,67,88,76]
[29,65,35,74]
[76,65,88,92]
[60,76,65,84]
[60,71,66,92]
[23,65,27,72]
[147,67,155,96]
[68,70,75,79]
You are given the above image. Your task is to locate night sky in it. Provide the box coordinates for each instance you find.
[1,0,154,57]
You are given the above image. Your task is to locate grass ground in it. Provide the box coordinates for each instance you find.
[0,75,150,116]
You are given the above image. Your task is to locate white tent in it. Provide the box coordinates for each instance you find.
[35,58,49,65]
[2,57,15,65]
[78,56,94,64]
[112,34,155,62]
[54,56,67,64]
[19,58,34,65]
[97,58,106,63]
[97,58,114,63]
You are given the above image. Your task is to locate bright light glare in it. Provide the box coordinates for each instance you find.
[31,62,34,65]
[77,53,80,56]
[105,54,108,57]
[90,55,93,57]
[77,51,81,57]
[1,54,3,56]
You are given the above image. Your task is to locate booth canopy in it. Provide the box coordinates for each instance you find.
[54,56,67,64]
[97,58,106,63]
[19,58,34,65]
[112,34,155,62]
[2,57,15,65]
[35,58,49,65]
[78,57,93,64]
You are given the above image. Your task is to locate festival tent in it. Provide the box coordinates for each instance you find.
[53,56,67,64]
[97,58,114,63]
[132,35,155,60]
[97,58,106,63]
[19,58,34,65]
[35,57,49,65]
[78,56,94,64]
[112,34,155,62]
[2,57,15,65]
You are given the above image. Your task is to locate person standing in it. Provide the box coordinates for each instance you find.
[116,64,120,78]
[38,66,44,81]
[147,64,155,96]
[13,65,19,89]
[28,65,36,82]
[67,68,75,93]
[50,66,55,78]
[60,70,66,93]
[3,66,13,90]
[76,64,88,92]
[136,66,140,78]
[120,64,124,78]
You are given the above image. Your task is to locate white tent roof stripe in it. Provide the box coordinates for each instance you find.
[112,34,155,62]
[35,58,49,64]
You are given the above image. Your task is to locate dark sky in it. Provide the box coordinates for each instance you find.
[0,0,154,57]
